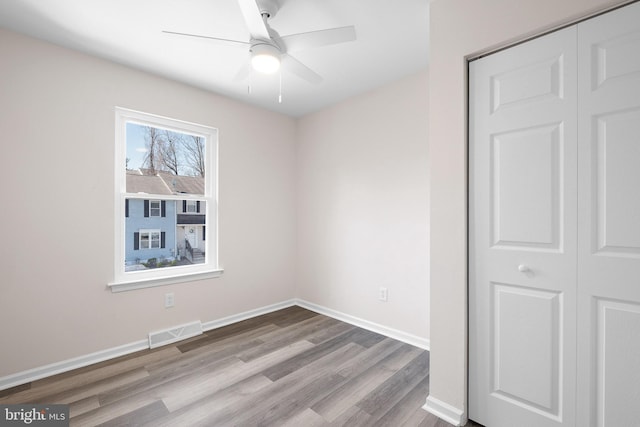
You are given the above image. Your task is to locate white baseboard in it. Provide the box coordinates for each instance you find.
[0,298,428,391]
[201,299,296,332]
[0,300,297,392]
[423,395,466,426]
[0,340,148,392]
[294,299,430,350]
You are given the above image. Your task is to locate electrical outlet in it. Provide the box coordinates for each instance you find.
[165,292,175,308]
[378,287,388,302]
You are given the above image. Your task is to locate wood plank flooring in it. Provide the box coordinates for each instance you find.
[0,306,473,426]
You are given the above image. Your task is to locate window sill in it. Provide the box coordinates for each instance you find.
[108,268,224,292]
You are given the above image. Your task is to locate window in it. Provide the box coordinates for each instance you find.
[138,230,162,249]
[149,200,161,217]
[186,200,198,213]
[111,108,222,292]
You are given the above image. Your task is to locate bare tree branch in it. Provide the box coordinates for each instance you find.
[159,130,182,175]
[142,126,161,174]
[142,126,205,177]
[182,135,206,177]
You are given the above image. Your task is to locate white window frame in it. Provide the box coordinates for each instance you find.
[139,229,161,250]
[149,200,161,217]
[110,107,222,292]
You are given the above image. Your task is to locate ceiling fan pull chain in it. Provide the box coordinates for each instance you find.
[278,70,283,104]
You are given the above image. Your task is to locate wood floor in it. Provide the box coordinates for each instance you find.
[0,306,467,426]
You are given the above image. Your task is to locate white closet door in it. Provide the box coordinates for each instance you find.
[469,27,578,427]
[577,2,640,426]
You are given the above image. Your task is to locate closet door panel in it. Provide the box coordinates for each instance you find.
[577,2,640,426]
[593,110,640,255]
[469,26,577,427]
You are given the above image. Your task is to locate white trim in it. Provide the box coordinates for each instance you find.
[108,268,224,292]
[149,200,161,217]
[202,300,296,331]
[0,299,428,392]
[294,299,430,350]
[0,300,293,391]
[113,107,219,287]
[423,395,466,426]
[138,228,161,250]
[0,340,148,392]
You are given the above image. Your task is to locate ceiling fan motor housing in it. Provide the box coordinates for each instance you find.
[163,0,356,84]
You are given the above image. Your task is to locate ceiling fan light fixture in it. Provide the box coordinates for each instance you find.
[251,42,281,74]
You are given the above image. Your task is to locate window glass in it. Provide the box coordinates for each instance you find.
[140,233,149,249]
[125,123,205,196]
[114,108,218,288]
[150,200,161,217]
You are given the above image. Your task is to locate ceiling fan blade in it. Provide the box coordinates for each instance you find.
[281,54,322,85]
[236,0,271,40]
[279,26,356,52]
[162,30,249,46]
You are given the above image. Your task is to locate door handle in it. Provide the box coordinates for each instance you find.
[518,264,530,273]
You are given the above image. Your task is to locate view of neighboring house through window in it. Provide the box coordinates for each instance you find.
[149,200,162,217]
[186,200,198,213]
[139,230,162,249]
[113,108,218,288]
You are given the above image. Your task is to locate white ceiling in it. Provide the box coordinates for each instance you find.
[0,0,429,117]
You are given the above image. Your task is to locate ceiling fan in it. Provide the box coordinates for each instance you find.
[163,0,357,85]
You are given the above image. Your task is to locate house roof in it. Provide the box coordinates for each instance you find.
[126,172,172,195]
[157,171,204,195]
[126,169,203,196]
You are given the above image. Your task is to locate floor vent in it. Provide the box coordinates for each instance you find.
[148,320,203,349]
